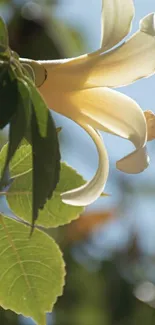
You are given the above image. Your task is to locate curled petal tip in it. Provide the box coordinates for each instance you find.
[140,13,155,36]
[61,124,109,206]
[144,110,155,141]
[100,0,134,52]
[116,146,150,174]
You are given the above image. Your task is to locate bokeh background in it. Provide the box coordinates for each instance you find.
[1,0,155,324]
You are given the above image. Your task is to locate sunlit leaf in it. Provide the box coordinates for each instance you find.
[0,216,65,325]
[7,162,85,228]
[0,144,32,178]
[0,133,60,179]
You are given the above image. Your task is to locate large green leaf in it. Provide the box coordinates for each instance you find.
[0,144,32,178]
[0,17,8,51]
[0,216,65,325]
[25,79,60,229]
[7,163,85,228]
[0,134,60,179]
[0,78,31,189]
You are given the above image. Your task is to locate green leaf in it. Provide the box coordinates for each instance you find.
[0,216,65,325]
[0,67,18,129]
[31,108,60,227]
[0,17,8,51]
[7,163,85,228]
[26,78,49,138]
[25,79,60,229]
[0,134,60,179]
[0,144,32,178]
[0,73,61,230]
[0,79,31,189]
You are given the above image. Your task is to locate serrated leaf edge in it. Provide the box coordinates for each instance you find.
[0,215,66,325]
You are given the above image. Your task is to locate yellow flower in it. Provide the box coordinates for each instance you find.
[21,1,155,207]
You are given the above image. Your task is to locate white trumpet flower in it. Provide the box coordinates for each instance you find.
[21,1,155,207]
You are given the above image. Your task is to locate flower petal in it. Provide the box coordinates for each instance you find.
[87,13,155,88]
[140,13,155,36]
[144,110,155,141]
[116,146,149,174]
[100,0,134,51]
[61,123,109,206]
[58,87,148,174]
[65,88,146,142]
[21,14,155,92]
